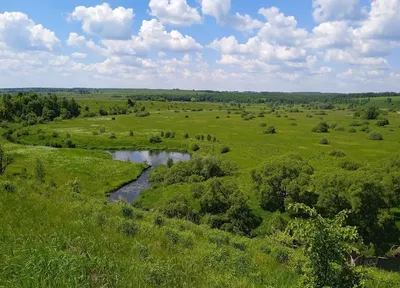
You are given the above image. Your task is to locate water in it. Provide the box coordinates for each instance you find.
[108,151,191,203]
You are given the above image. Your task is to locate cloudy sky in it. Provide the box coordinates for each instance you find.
[1,0,400,92]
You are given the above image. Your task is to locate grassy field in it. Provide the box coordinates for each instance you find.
[1,97,400,287]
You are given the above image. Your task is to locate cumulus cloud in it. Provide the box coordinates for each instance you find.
[201,0,262,31]
[71,52,87,59]
[101,19,202,56]
[312,0,360,23]
[0,12,60,51]
[355,0,400,40]
[67,33,108,56]
[149,0,202,26]
[69,3,134,40]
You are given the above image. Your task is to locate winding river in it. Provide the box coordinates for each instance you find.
[108,151,191,203]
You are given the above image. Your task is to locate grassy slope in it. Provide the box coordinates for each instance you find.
[1,99,400,286]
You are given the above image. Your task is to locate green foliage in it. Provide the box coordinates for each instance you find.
[166,158,174,168]
[35,159,45,183]
[264,126,277,134]
[162,195,195,220]
[220,146,230,154]
[367,131,383,140]
[376,118,389,127]
[363,107,380,120]
[329,150,346,157]
[252,154,316,212]
[191,144,200,151]
[0,145,14,175]
[312,121,329,133]
[149,135,162,144]
[348,128,357,133]
[150,155,236,185]
[288,204,364,288]
[319,137,329,145]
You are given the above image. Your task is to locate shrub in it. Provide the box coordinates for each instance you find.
[64,138,76,148]
[191,144,200,151]
[349,121,362,126]
[184,132,189,139]
[166,158,174,168]
[109,133,116,139]
[259,123,267,127]
[272,247,291,264]
[149,135,162,144]
[220,146,230,154]
[340,159,360,171]
[367,131,383,140]
[312,121,329,133]
[122,207,134,218]
[99,126,105,133]
[348,128,357,133]
[92,131,99,136]
[0,181,16,193]
[291,122,298,126]
[154,215,165,227]
[376,118,389,127]
[264,126,276,134]
[360,125,369,132]
[129,130,134,137]
[190,183,205,199]
[319,138,329,145]
[329,150,346,157]
[185,115,189,118]
[136,111,150,117]
[37,134,46,140]
[120,222,138,237]
[51,132,59,138]
[335,126,346,131]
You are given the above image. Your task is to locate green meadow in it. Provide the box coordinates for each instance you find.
[1,92,400,287]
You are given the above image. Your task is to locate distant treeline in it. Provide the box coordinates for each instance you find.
[1,88,400,105]
[0,93,81,125]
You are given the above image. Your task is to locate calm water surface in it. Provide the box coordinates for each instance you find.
[108,151,191,203]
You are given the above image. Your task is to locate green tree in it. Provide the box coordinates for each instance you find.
[363,107,379,120]
[166,158,174,168]
[252,154,315,212]
[288,203,363,288]
[0,145,14,175]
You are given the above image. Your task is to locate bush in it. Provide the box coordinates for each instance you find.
[136,111,150,117]
[129,130,134,137]
[154,215,165,227]
[120,222,138,237]
[190,183,205,199]
[220,146,230,154]
[367,131,383,140]
[349,121,362,127]
[122,207,134,218]
[0,181,16,193]
[64,138,76,148]
[264,126,276,134]
[99,126,105,133]
[259,123,267,127]
[149,135,162,144]
[312,121,329,133]
[329,150,346,157]
[51,132,59,138]
[272,247,291,264]
[92,131,99,136]
[319,138,329,145]
[360,125,369,132]
[340,159,360,171]
[348,128,357,133]
[376,118,389,127]
[109,133,116,139]
[335,126,346,131]
[191,144,200,151]
[184,132,189,139]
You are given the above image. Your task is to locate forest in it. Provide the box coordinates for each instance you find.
[0,89,400,287]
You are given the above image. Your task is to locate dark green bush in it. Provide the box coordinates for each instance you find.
[120,222,138,237]
[191,144,200,151]
[312,121,329,133]
[329,150,346,157]
[149,135,162,144]
[367,131,383,140]
[319,138,329,145]
[220,146,230,154]
[264,126,276,134]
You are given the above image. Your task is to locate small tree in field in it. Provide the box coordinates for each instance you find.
[0,145,14,175]
[287,203,363,288]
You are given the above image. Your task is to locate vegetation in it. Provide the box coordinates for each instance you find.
[1,89,400,287]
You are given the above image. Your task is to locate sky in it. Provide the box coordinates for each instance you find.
[1,0,400,92]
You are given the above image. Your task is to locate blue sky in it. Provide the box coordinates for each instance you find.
[0,0,400,92]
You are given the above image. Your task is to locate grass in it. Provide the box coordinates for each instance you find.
[1,98,400,287]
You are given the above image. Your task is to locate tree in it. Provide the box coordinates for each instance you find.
[0,145,14,175]
[287,203,363,288]
[166,158,174,168]
[252,154,316,212]
[312,121,329,133]
[363,107,379,120]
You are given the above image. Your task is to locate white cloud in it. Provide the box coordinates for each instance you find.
[201,0,262,31]
[312,0,359,23]
[71,52,87,59]
[355,0,400,40]
[324,49,388,67]
[69,3,134,40]
[67,33,108,56]
[0,12,60,51]
[101,19,202,56]
[257,7,308,46]
[149,0,202,26]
